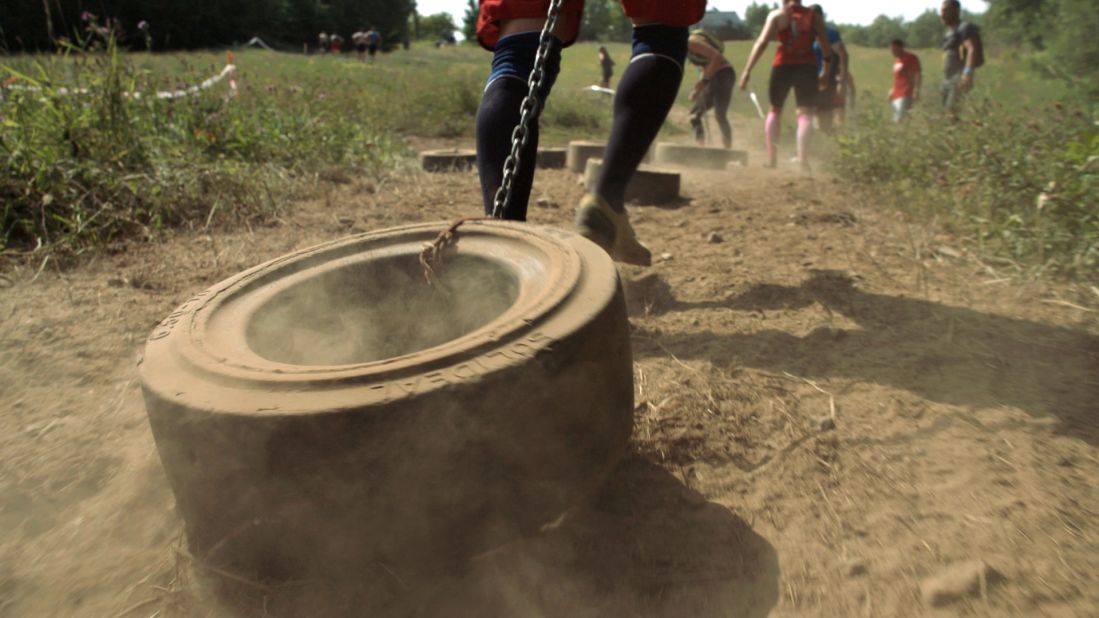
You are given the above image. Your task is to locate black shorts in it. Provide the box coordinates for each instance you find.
[769,64,818,110]
[356,43,367,53]
[368,44,378,55]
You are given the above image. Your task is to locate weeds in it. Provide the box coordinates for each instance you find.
[0,42,398,255]
[834,98,1098,278]
[0,42,621,256]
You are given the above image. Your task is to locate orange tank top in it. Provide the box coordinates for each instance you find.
[774,5,817,66]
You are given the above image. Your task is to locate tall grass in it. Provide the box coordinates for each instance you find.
[834,98,1097,278]
[0,42,406,254]
[0,42,625,255]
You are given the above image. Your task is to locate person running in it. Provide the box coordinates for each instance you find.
[687,29,736,149]
[366,27,382,61]
[809,5,846,134]
[739,0,831,169]
[597,45,615,88]
[475,0,707,266]
[940,0,983,109]
[889,39,922,122]
[330,33,343,54]
[318,31,330,54]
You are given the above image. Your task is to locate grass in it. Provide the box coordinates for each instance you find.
[826,45,1097,278]
[3,39,1095,277]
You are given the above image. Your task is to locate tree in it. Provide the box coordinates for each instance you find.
[905,9,943,48]
[462,0,478,42]
[604,1,633,42]
[860,14,907,48]
[580,0,612,41]
[418,12,456,41]
[744,2,774,36]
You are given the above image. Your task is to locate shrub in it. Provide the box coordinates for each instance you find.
[0,41,398,254]
[834,98,1098,278]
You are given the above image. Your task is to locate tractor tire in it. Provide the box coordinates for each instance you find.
[140,221,633,582]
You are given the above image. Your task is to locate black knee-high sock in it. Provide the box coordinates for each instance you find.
[475,32,560,221]
[476,77,540,220]
[597,25,687,213]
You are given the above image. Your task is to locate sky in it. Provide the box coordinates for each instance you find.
[415,1,987,31]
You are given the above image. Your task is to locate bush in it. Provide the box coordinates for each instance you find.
[834,99,1098,278]
[0,40,398,253]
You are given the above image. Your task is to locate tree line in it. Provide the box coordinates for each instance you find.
[0,0,416,51]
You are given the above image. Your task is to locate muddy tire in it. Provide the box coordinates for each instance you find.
[537,147,567,169]
[583,158,680,205]
[420,149,477,172]
[654,143,750,170]
[566,140,606,174]
[140,221,633,581]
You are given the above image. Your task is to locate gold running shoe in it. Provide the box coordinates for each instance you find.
[574,193,652,266]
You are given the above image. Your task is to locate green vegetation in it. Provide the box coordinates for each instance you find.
[1,0,416,51]
[3,32,1094,280]
[0,42,622,254]
[832,44,1097,278]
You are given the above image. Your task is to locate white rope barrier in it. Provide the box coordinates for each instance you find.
[1,63,238,100]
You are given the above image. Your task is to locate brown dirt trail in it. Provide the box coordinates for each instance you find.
[1,130,1097,616]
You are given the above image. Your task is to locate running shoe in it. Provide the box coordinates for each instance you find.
[574,193,652,266]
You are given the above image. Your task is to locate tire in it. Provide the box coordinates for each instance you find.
[583,158,681,205]
[420,149,477,172]
[654,143,747,170]
[140,221,633,581]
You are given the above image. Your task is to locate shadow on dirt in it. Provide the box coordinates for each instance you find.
[203,456,779,617]
[638,269,1099,446]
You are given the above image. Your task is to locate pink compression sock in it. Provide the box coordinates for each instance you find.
[796,112,812,165]
[764,111,780,166]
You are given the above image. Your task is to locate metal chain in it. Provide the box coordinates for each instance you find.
[490,0,565,219]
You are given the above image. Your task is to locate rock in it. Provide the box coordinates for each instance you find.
[843,559,868,577]
[659,253,674,262]
[107,277,126,288]
[921,560,1003,607]
[707,232,723,244]
[535,198,559,209]
[815,416,835,432]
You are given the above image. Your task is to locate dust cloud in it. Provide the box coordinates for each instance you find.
[247,253,519,365]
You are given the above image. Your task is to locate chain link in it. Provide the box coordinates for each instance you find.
[490,0,565,219]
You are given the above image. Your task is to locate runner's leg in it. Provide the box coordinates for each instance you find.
[475,30,562,220]
[595,24,687,212]
[793,65,818,169]
[766,66,793,168]
[712,68,734,149]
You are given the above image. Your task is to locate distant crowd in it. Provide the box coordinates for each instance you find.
[315,27,409,60]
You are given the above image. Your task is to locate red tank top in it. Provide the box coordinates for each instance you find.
[774,5,817,66]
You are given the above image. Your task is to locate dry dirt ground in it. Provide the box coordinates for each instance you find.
[2,124,1098,617]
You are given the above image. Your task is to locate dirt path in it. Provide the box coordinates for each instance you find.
[1,129,1097,617]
